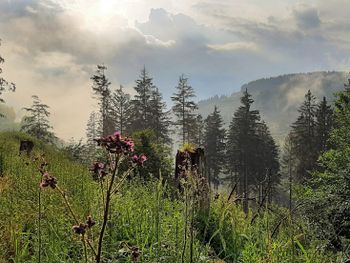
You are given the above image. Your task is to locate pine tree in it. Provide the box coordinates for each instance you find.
[0,39,15,106]
[226,89,261,213]
[315,96,333,153]
[111,85,131,135]
[171,75,198,146]
[255,121,280,202]
[225,89,279,212]
[204,106,226,190]
[303,79,350,250]
[189,114,205,147]
[129,67,155,132]
[290,90,318,182]
[86,111,100,144]
[91,64,113,136]
[149,87,172,144]
[281,133,297,212]
[21,95,55,142]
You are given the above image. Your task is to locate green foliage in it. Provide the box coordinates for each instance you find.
[0,131,340,262]
[226,89,280,212]
[21,95,56,143]
[132,129,172,180]
[171,75,198,146]
[302,83,350,251]
[90,64,114,136]
[204,106,226,189]
[128,68,171,144]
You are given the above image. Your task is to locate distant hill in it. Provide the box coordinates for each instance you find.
[198,71,348,144]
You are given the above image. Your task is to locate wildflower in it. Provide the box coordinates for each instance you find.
[86,215,96,228]
[94,131,135,154]
[132,154,147,166]
[72,223,87,235]
[131,246,140,262]
[90,162,107,180]
[40,172,57,189]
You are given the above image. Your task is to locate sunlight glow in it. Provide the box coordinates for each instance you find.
[42,0,131,31]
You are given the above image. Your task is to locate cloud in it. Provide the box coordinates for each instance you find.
[207,42,259,52]
[293,5,321,30]
[1,0,350,140]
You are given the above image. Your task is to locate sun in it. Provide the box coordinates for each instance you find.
[98,0,115,15]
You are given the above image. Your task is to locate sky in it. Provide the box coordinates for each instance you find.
[1,0,350,140]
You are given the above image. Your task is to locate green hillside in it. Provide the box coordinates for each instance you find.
[0,132,338,262]
[198,71,348,143]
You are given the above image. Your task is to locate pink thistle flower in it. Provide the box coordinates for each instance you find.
[72,223,87,235]
[86,215,96,228]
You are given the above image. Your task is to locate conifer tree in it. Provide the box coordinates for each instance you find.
[91,64,113,136]
[111,85,131,135]
[171,75,198,145]
[315,96,333,153]
[21,95,55,143]
[86,111,100,144]
[281,133,297,212]
[255,121,280,202]
[290,90,318,182]
[149,87,171,144]
[189,114,205,147]
[304,79,350,250]
[129,67,154,132]
[226,89,261,212]
[226,89,279,212]
[204,106,226,190]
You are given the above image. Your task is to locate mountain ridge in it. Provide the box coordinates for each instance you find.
[198,71,348,143]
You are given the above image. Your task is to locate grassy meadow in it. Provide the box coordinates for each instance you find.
[0,131,339,262]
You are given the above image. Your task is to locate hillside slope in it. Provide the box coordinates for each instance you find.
[198,71,348,142]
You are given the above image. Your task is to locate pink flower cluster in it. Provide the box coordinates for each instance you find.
[132,154,147,166]
[94,131,134,154]
[40,172,58,189]
[72,215,96,235]
[90,162,107,180]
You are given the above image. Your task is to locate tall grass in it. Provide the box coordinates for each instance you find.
[0,131,342,262]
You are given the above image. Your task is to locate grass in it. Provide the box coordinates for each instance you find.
[0,131,342,262]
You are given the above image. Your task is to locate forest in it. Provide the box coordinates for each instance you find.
[1,29,350,262]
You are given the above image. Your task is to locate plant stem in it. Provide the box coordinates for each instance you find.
[82,234,88,263]
[96,155,121,263]
[181,188,188,263]
[38,189,41,263]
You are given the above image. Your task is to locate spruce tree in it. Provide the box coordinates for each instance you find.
[91,64,113,136]
[226,89,261,212]
[290,90,318,182]
[204,106,226,190]
[189,114,205,147]
[315,96,333,153]
[129,67,154,132]
[149,87,171,144]
[111,85,131,135]
[86,111,100,144]
[226,89,279,212]
[21,95,55,143]
[281,133,297,212]
[171,75,198,146]
[303,79,350,250]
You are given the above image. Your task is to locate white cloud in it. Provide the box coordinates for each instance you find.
[207,42,259,52]
[1,0,350,140]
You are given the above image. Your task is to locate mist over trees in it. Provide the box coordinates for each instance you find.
[21,95,55,143]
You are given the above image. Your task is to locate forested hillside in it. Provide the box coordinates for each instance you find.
[198,72,347,142]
